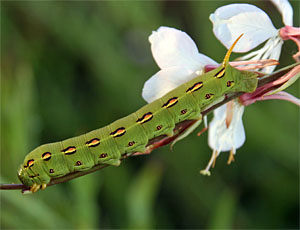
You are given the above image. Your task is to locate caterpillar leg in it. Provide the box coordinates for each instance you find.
[104,159,121,167]
[28,183,47,193]
[170,117,202,149]
[41,183,47,190]
[29,183,41,193]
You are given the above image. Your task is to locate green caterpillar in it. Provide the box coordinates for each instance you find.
[18,35,258,192]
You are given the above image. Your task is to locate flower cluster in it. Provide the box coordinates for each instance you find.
[142,0,300,175]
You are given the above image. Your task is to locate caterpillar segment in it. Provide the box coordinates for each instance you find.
[135,98,176,139]
[62,135,95,173]
[85,126,121,166]
[18,34,258,192]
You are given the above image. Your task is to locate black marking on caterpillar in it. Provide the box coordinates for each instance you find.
[99,153,108,158]
[227,80,235,87]
[136,112,153,124]
[62,146,77,155]
[86,138,100,147]
[49,169,54,173]
[27,159,34,168]
[110,127,126,137]
[205,93,214,99]
[75,161,82,166]
[29,174,39,178]
[128,141,135,146]
[42,152,51,161]
[181,109,187,114]
[186,82,203,93]
[215,67,225,78]
[156,125,162,130]
[162,97,178,108]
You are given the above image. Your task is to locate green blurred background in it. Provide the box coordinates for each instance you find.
[1,1,299,229]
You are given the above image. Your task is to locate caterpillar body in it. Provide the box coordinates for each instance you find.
[18,35,258,192]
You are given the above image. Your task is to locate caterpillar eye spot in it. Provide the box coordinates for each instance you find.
[110,127,126,138]
[42,152,52,161]
[128,141,135,146]
[75,161,82,166]
[27,159,35,168]
[156,125,162,130]
[136,112,153,124]
[181,109,187,114]
[100,153,108,158]
[214,67,225,78]
[49,169,54,174]
[62,146,76,155]
[162,97,178,108]
[186,82,203,93]
[86,138,100,147]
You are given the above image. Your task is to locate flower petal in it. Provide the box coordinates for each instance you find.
[149,26,216,70]
[261,38,283,73]
[262,91,300,106]
[208,101,245,152]
[271,0,293,26]
[142,67,197,103]
[210,4,278,52]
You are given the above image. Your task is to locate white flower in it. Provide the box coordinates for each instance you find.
[202,0,296,175]
[142,26,249,176]
[142,26,216,103]
[210,0,293,73]
[200,101,245,176]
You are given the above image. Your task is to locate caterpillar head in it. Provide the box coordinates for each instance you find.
[17,144,53,189]
[17,164,35,187]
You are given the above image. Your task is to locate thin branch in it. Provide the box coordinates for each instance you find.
[0,62,298,192]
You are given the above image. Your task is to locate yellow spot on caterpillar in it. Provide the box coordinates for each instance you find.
[186,82,203,92]
[163,97,178,108]
[205,93,214,99]
[227,80,235,87]
[27,159,34,168]
[110,127,126,137]
[137,112,153,124]
[62,146,77,155]
[42,152,51,161]
[86,138,100,147]
[214,68,225,78]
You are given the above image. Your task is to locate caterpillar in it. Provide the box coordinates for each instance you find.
[17,34,258,193]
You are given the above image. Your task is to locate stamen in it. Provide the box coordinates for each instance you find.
[212,150,218,168]
[200,150,219,176]
[227,149,235,164]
